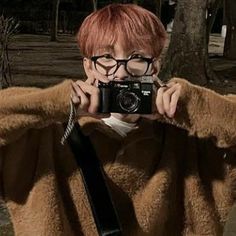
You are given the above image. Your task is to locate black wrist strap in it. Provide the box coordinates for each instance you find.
[65,122,122,236]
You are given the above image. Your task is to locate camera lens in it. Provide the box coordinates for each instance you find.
[117,90,140,113]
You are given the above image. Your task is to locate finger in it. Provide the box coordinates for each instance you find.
[163,89,171,113]
[71,83,81,105]
[94,79,99,87]
[70,90,80,104]
[156,87,165,115]
[88,88,100,113]
[73,81,100,113]
[153,76,166,87]
[166,81,177,87]
[92,70,109,83]
[75,80,99,96]
[169,84,181,117]
[72,82,89,110]
[162,83,180,115]
[85,77,96,85]
[153,81,168,91]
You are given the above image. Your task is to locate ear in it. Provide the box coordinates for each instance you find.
[83,58,94,77]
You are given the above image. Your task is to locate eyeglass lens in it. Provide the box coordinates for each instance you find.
[95,57,150,76]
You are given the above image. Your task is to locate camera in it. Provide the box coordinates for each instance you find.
[98,76,153,114]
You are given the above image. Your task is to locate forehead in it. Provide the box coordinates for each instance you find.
[94,39,151,56]
[96,45,115,52]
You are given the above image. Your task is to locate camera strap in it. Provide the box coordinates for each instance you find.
[65,122,122,236]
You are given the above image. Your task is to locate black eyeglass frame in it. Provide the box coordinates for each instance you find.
[90,55,155,77]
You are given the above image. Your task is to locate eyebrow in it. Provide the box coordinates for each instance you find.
[95,47,150,57]
[96,48,145,54]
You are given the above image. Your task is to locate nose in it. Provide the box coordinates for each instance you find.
[113,64,129,81]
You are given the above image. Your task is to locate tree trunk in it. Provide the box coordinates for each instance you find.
[51,0,60,42]
[155,0,162,18]
[224,0,236,59]
[160,0,216,85]
[207,0,222,38]
[92,0,97,11]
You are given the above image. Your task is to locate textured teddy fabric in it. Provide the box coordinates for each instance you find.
[0,79,235,236]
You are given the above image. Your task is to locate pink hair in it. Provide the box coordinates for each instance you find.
[77,4,166,58]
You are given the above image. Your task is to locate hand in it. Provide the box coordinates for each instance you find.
[156,81,181,118]
[71,71,109,114]
[142,81,181,120]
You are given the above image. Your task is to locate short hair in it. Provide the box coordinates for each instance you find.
[77,4,166,58]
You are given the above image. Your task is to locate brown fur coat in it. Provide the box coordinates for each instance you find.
[0,79,235,236]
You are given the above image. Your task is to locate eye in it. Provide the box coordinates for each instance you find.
[98,54,116,65]
[103,54,113,59]
[130,54,144,59]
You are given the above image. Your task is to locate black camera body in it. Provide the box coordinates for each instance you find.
[98,76,153,114]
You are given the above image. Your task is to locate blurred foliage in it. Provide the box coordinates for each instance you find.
[0,15,19,88]
[0,0,92,34]
[0,0,159,34]
[0,224,14,236]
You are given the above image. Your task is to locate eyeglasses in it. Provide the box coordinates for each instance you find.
[90,54,155,77]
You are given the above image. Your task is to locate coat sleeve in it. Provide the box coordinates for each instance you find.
[162,78,236,148]
[0,80,72,146]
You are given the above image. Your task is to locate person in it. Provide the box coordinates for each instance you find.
[0,3,235,236]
